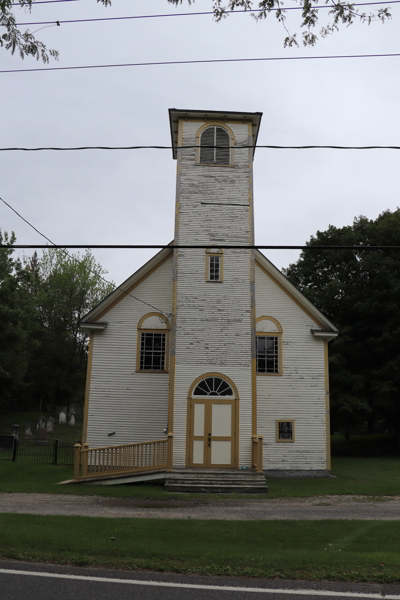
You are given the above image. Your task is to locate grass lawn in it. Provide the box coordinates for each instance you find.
[0,455,399,499]
[0,410,83,444]
[0,514,399,583]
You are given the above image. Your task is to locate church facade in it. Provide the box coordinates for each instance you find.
[80,109,338,476]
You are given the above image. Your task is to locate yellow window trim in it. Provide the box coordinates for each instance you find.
[276,419,296,443]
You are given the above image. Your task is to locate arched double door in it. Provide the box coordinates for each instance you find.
[187,374,238,468]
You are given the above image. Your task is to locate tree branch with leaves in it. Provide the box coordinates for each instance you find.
[168,0,391,47]
[0,0,110,61]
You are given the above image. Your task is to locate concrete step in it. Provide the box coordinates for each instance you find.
[165,483,268,494]
[164,469,268,493]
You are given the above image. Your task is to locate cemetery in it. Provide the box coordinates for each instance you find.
[0,405,83,465]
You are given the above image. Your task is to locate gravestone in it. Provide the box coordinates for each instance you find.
[46,416,55,432]
[59,410,66,425]
[37,416,46,429]
[69,411,76,426]
[25,422,34,437]
[12,424,19,439]
[68,403,76,415]
[36,428,48,445]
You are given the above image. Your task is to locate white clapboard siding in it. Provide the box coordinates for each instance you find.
[173,120,254,466]
[86,256,173,448]
[255,262,327,470]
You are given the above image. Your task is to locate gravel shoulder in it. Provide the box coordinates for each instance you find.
[1,493,400,520]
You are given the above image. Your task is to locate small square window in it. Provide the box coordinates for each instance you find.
[276,420,295,442]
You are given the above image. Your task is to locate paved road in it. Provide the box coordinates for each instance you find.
[0,493,400,519]
[1,560,400,600]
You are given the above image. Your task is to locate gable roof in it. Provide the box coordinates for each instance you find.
[80,244,337,334]
[80,245,173,324]
[255,250,338,333]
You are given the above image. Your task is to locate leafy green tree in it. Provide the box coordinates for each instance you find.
[0,230,33,407]
[0,0,110,61]
[1,0,392,62]
[284,210,400,447]
[169,0,391,47]
[27,248,114,408]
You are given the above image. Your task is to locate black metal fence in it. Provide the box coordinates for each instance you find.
[0,436,75,465]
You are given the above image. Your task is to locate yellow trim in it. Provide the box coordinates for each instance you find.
[136,329,169,374]
[82,332,94,445]
[256,315,283,333]
[94,252,172,322]
[251,358,257,436]
[324,340,332,470]
[137,311,170,329]
[195,121,235,166]
[205,250,224,282]
[248,122,257,438]
[276,419,296,443]
[256,260,324,328]
[167,118,183,471]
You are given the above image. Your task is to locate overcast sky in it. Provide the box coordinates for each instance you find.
[1,0,399,286]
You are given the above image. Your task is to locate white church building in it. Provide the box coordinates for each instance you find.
[78,109,338,489]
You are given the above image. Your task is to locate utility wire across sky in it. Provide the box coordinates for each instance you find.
[1,145,400,151]
[2,245,400,250]
[12,1,400,27]
[1,53,399,74]
[0,195,170,317]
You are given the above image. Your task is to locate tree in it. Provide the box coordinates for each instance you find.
[0,0,110,62]
[168,0,391,47]
[0,230,32,405]
[26,248,114,408]
[0,234,114,410]
[1,0,392,63]
[284,210,400,447]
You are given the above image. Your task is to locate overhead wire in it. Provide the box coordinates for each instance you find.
[11,1,400,27]
[1,53,399,74]
[2,244,400,250]
[1,144,400,151]
[0,195,171,318]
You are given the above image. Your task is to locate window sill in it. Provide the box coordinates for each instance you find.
[196,162,234,168]
[136,370,169,374]
[256,372,282,377]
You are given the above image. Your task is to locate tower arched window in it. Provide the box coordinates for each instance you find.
[200,126,230,165]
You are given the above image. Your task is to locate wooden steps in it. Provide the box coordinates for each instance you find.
[165,468,268,494]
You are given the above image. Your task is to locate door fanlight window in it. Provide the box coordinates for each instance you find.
[193,376,234,398]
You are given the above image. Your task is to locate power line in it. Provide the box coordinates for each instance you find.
[2,245,400,250]
[0,196,170,318]
[1,145,399,151]
[11,0,81,4]
[1,53,399,74]
[12,1,400,27]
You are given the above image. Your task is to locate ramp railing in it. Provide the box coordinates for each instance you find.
[74,439,168,481]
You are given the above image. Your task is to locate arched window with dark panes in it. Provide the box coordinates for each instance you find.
[200,126,230,165]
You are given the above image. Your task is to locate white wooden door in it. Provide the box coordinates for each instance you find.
[189,399,236,468]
